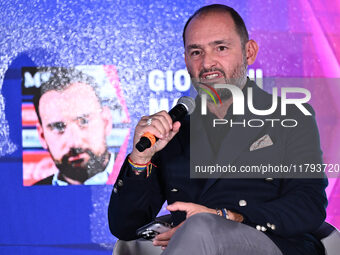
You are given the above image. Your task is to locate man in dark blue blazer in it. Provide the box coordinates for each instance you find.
[109,4,327,255]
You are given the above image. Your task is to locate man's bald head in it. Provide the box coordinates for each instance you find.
[183,4,249,48]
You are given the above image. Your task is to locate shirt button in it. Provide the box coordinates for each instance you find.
[239,200,247,207]
[117,179,123,187]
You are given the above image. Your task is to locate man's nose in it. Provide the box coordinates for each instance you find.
[64,123,84,148]
[202,52,217,70]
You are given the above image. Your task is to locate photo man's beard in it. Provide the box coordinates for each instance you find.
[191,55,248,102]
[54,148,109,183]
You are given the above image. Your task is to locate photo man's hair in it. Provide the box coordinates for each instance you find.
[33,67,102,124]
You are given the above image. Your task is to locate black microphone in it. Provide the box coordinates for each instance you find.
[136,96,196,152]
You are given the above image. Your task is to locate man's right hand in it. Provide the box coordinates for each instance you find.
[153,222,184,250]
[129,111,181,164]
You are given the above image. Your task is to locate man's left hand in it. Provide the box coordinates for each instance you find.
[167,202,216,218]
[167,201,244,222]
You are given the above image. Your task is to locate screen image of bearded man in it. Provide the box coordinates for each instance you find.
[33,67,114,185]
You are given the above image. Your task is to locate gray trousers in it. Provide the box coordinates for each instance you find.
[162,213,283,255]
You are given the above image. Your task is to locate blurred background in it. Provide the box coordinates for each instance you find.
[0,0,339,254]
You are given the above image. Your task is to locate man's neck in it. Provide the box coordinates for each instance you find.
[206,81,247,119]
[207,98,233,119]
[63,175,82,185]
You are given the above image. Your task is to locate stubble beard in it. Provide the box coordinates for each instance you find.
[52,147,109,184]
[191,52,248,102]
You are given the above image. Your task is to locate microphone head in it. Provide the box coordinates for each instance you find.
[178,96,195,115]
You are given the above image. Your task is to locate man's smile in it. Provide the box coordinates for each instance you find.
[200,71,224,82]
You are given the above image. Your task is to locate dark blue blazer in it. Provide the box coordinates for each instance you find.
[109,80,328,255]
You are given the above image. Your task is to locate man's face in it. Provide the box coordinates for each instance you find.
[37,82,112,183]
[184,12,248,101]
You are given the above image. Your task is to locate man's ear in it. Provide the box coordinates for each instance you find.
[36,123,48,150]
[245,40,259,65]
[184,51,188,67]
[101,106,113,136]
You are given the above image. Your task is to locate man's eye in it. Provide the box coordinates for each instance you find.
[217,46,228,51]
[50,122,66,133]
[190,50,201,56]
[78,117,89,127]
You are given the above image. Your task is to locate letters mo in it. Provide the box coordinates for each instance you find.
[201,84,312,116]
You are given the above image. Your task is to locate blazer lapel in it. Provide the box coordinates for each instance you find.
[200,80,274,195]
[189,106,216,170]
